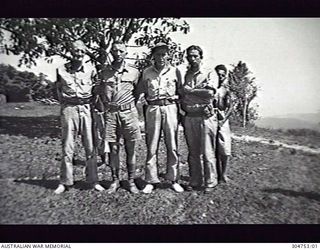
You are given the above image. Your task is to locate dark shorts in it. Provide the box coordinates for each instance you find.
[105,107,142,143]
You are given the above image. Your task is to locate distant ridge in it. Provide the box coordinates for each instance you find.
[255,112,320,131]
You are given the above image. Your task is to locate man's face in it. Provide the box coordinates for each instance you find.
[111,43,127,63]
[75,47,85,58]
[217,69,227,82]
[153,47,169,67]
[187,49,202,68]
[72,41,85,60]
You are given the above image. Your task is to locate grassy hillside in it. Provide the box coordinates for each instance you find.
[1,102,320,224]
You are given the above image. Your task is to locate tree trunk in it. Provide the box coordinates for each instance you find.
[242,98,247,128]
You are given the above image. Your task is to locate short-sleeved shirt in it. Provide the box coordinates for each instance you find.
[182,67,217,106]
[136,65,182,101]
[56,61,95,100]
[98,63,140,105]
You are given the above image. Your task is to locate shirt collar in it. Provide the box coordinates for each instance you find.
[186,67,201,77]
[64,59,86,73]
[187,61,205,73]
[110,61,129,74]
[151,64,171,75]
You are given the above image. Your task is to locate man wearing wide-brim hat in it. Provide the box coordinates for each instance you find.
[135,42,184,194]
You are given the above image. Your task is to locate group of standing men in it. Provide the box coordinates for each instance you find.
[53,40,233,195]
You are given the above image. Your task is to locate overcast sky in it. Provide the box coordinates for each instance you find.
[1,18,320,117]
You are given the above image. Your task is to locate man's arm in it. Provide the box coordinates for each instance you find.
[55,68,63,103]
[92,81,105,113]
[183,70,216,98]
[175,67,184,98]
[218,91,234,127]
[183,85,215,98]
[134,72,146,104]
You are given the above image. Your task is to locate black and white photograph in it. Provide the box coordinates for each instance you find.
[0,17,319,235]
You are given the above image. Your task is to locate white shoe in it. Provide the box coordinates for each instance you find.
[106,180,120,194]
[94,184,105,192]
[142,184,154,194]
[54,184,66,194]
[172,183,184,193]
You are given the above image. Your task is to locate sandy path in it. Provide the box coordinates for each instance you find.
[232,134,320,155]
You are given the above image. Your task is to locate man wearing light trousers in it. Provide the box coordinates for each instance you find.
[135,42,184,194]
[54,40,104,194]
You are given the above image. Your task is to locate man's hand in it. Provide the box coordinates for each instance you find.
[183,85,193,94]
[218,120,225,128]
[94,109,105,115]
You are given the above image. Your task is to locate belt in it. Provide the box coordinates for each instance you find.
[186,111,216,118]
[186,112,204,117]
[105,101,135,112]
[147,99,177,106]
[185,104,217,118]
[62,97,92,105]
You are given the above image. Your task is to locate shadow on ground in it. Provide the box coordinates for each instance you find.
[14,179,60,190]
[263,188,320,202]
[14,179,112,191]
[14,178,148,192]
[0,115,60,138]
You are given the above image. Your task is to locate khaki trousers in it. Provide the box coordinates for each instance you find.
[144,104,179,183]
[92,111,109,155]
[60,104,98,186]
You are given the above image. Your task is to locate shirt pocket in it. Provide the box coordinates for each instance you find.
[147,78,159,98]
[165,78,177,97]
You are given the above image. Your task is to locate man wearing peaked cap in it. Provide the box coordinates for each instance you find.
[135,41,184,194]
[150,42,169,54]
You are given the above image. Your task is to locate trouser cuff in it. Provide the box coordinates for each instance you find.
[127,164,136,180]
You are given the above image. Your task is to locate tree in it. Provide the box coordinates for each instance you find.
[0,63,56,102]
[228,61,259,128]
[0,18,190,70]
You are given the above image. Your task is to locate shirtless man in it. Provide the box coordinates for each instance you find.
[214,64,233,183]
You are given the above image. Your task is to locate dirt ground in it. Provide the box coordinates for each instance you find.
[0,102,320,224]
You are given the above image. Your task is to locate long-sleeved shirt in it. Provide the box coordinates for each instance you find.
[182,67,217,106]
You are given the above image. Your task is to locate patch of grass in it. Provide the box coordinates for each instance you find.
[0,102,60,117]
[1,103,320,224]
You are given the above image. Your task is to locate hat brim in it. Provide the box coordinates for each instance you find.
[151,45,169,54]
